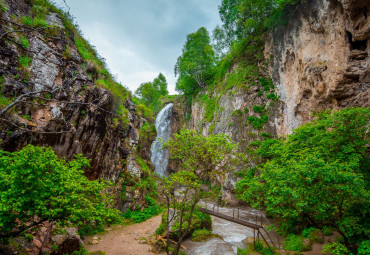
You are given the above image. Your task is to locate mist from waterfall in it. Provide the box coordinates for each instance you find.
[150,103,173,176]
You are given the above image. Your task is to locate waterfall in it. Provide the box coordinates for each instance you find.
[151,103,173,176]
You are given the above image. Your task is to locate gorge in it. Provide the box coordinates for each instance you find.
[0,0,369,254]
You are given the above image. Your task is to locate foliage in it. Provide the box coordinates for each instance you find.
[0,145,122,240]
[20,15,48,28]
[123,196,161,223]
[247,115,268,130]
[0,0,7,13]
[135,73,168,115]
[160,130,245,254]
[18,56,32,68]
[191,228,219,242]
[160,171,203,255]
[283,234,310,252]
[214,0,301,53]
[19,36,30,49]
[164,129,246,182]
[322,242,348,255]
[237,107,370,249]
[358,240,370,255]
[175,27,215,97]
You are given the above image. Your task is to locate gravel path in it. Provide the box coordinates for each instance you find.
[83,215,164,255]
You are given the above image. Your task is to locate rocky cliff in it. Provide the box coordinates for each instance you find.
[0,1,154,253]
[267,0,369,135]
[170,0,369,203]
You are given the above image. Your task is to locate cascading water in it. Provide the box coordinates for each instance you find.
[151,103,173,176]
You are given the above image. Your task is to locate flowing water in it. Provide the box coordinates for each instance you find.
[150,103,173,176]
[183,204,271,255]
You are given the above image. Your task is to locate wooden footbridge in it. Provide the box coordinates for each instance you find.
[198,203,280,250]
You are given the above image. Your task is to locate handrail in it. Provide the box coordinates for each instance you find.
[199,203,278,249]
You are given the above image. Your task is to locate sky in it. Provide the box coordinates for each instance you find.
[52,0,222,94]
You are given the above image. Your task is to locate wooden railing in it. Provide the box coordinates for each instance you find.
[198,202,280,250]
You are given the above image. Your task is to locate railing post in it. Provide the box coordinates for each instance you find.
[261,214,263,226]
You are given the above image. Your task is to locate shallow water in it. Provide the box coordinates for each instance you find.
[183,205,267,255]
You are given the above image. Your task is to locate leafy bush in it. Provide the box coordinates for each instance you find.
[358,240,370,255]
[247,115,268,130]
[123,196,161,223]
[0,145,122,240]
[283,234,310,252]
[191,228,219,242]
[237,107,370,249]
[322,242,348,255]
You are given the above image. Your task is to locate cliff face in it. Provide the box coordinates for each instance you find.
[267,0,370,135]
[170,0,369,203]
[0,0,151,183]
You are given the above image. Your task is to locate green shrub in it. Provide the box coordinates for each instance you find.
[247,115,268,130]
[24,234,33,242]
[155,223,166,235]
[266,93,277,100]
[191,228,219,242]
[358,240,370,255]
[322,242,348,255]
[123,196,161,223]
[253,105,264,113]
[322,226,332,236]
[283,234,311,252]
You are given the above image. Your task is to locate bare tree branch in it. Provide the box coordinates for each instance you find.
[0,118,72,134]
[0,88,61,116]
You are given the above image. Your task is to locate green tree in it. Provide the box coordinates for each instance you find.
[174,27,215,96]
[0,145,122,240]
[236,107,370,249]
[135,73,169,114]
[214,0,301,53]
[160,129,246,254]
[164,129,246,182]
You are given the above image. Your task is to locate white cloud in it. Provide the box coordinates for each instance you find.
[53,0,221,95]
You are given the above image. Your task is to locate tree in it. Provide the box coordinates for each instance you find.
[214,0,301,53]
[135,73,168,114]
[0,145,122,240]
[159,129,245,254]
[174,27,215,96]
[236,107,370,250]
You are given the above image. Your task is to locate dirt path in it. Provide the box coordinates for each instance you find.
[83,215,165,255]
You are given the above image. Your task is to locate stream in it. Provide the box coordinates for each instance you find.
[183,204,269,255]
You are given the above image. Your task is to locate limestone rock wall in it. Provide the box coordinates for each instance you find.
[267,0,370,135]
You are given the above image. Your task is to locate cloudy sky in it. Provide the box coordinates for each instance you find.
[52,0,222,94]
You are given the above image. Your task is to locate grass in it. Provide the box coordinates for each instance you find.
[20,16,48,28]
[191,228,221,242]
[19,56,32,68]
[0,0,7,13]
